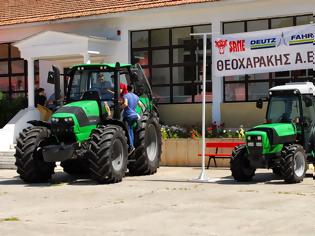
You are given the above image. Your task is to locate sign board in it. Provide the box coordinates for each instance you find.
[213,24,314,77]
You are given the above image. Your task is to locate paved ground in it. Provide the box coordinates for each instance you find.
[0,166,315,236]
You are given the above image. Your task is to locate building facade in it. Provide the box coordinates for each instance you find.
[0,0,314,129]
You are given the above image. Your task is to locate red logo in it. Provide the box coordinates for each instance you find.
[215,39,228,55]
[229,40,246,53]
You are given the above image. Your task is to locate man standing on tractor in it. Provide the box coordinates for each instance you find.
[121,85,143,153]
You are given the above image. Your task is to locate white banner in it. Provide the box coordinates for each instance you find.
[213,24,314,77]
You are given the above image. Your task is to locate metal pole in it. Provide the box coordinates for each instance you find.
[190,32,212,182]
[200,34,207,179]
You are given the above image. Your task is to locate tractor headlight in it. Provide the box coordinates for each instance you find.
[247,136,251,141]
[64,117,74,124]
[256,142,262,147]
[248,142,254,147]
[257,136,262,141]
[63,117,74,125]
[51,118,59,123]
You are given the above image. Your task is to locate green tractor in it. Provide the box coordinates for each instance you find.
[231,82,315,183]
[14,63,162,184]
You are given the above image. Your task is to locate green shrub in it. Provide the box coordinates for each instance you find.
[0,96,27,128]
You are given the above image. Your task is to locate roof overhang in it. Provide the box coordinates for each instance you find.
[13,31,118,60]
[270,82,315,96]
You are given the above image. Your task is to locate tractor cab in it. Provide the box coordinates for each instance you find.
[66,63,152,120]
[265,82,315,148]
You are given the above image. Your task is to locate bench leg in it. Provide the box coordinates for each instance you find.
[207,157,211,169]
[213,158,217,167]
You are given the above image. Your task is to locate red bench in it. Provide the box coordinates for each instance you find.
[198,142,245,169]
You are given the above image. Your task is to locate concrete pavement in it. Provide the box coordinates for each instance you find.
[0,167,315,236]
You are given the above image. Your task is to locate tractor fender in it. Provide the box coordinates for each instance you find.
[27,120,51,129]
[152,104,160,118]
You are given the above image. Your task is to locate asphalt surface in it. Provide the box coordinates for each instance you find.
[0,166,315,236]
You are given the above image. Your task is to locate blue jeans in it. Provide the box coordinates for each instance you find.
[125,115,139,149]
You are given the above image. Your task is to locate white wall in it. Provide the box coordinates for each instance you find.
[2,0,313,56]
[0,0,314,126]
[39,60,62,98]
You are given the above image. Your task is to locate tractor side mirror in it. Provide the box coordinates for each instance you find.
[256,99,263,109]
[304,97,313,107]
[47,66,60,84]
[47,71,55,84]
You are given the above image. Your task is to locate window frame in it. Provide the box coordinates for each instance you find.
[131,23,212,104]
[0,43,28,98]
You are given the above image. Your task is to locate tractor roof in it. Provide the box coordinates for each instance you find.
[72,63,131,69]
[270,82,315,96]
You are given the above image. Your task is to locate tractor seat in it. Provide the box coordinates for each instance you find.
[81,91,101,101]
[81,91,104,119]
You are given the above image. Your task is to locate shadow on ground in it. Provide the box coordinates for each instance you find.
[139,172,314,185]
[0,171,97,187]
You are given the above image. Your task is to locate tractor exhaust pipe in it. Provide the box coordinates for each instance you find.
[113,62,120,120]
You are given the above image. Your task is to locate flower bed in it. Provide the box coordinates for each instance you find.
[160,138,243,168]
[159,123,245,167]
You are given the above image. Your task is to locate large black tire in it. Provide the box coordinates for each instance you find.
[87,125,128,184]
[128,113,162,176]
[15,126,55,183]
[230,145,256,182]
[272,167,282,177]
[61,159,89,175]
[280,144,307,184]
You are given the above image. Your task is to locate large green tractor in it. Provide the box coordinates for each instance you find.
[231,82,315,183]
[14,63,162,184]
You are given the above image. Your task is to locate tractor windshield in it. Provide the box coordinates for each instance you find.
[267,95,300,123]
[69,69,128,101]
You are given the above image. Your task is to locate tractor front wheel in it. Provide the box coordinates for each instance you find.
[272,167,282,177]
[281,144,307,184]
[230,145,256,182]
[87,125,128,184]
[15,126,55,183]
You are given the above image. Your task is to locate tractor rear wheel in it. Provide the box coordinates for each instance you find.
[128,113,162,176]
[61,159,89,175]
[15,126,55,183]
[87,125,128,184]
[230,145,256,182]
[281,144,307,184]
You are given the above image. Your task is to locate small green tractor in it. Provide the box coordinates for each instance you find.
[231,82,315,183]
[15,63,162,184]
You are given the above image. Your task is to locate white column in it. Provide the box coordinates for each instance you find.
[27,58,35,109]
[211,19,223,124]
[83,53,91,64]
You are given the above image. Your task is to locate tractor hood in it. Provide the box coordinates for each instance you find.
[245,123,297,156]
[52,101,100,126]
[246,123,296,146]
[50,100,101,142]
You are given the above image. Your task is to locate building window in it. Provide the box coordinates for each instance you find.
[223,14,313,102]
[131,24,212,104]
[0,43,28,98]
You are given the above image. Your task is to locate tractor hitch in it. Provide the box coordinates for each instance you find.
[42,144,75,162]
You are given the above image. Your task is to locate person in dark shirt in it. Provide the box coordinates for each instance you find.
[35,88,47,107]
[121,85,144,152]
